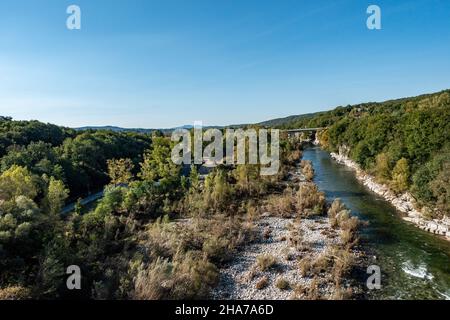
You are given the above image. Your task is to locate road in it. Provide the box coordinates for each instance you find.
[60,190,104,215]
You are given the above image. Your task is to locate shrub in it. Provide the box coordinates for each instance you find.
[312,251,332,274]
[293,277,321,300]
[296,183,325,216]
[288,228,303,250]
[331,285,353,300]
[256,254,277,272]
[298,257,313,276]
[331,247,354,286]
[0,286,32,300]
[133,253,219,300]
[265,190,296,217]
[301,160,315,181]
[391,158,410,193]
[275,277,290,290]
[202,236,231,264]
[255,276,269,290]
[328,199,346,219]
[338,216,360,247]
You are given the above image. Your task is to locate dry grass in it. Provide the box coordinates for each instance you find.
[0,286,31,300]
[256,254,277,272]
[242,265,258,283]
[275,277,290,290]
[296,183,325,216]
[292,277,321,300]
[331,285,353,300]
[301,160,315,181]
[265,189,296,217]
[288,227,304,250]
[255,276,269,290]
[298,256,313,277]
[134,212,257,299]
[133,253,219,300]
[285,150,303,166]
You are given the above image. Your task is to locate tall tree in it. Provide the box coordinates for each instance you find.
[46,177,69,215]
[107,158,135,186]
[391,158,410,193]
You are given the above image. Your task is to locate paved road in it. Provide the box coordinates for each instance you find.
[61,190,104,215]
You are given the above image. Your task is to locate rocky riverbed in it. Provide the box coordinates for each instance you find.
[211,215,345,299]
[211,162,363,300]
[330,151,450,241]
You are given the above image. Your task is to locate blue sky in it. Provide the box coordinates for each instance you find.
[1,0,450,128]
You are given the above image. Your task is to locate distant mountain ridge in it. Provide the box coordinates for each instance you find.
[74,125,194,134]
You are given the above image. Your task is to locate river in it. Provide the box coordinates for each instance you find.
[302,146,450,300]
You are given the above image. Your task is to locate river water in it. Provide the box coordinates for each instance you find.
[302,146,450,300]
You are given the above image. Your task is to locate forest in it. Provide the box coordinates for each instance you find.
[275,90,450,218]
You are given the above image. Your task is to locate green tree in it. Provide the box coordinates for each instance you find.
[374,153,391,182]
[189,165,200,190]
[430,162,450,216]
[0,165,37,201]
[107,158,135,186]
[46,177,69,215]
[391,158,410,193]
[139,137,180,184]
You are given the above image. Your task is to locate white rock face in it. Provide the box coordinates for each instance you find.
[330,152,450,242]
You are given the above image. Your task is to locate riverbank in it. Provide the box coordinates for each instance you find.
[329,151,450,242]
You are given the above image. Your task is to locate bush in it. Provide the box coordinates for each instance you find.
[265,189,296,217]
[296,183,325,216]
[202,236,231,264]
[133,253,219,300]
[328,199,346,219]
[298,257,313,276]
[301,160,315,181]
[255,276,269,290]
[330,247,354,286]
[390,158,410,193]
[256,254,277,272]
[275,277,290,290]
[0,286,32,300]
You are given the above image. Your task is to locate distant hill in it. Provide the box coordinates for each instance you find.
[74,125,194,134]
[257,89,450,129]
[257,112,322,127]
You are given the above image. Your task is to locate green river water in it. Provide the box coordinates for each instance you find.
[302,146,450,300]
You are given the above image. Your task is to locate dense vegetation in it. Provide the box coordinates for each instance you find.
[0,117,150,200]
[0,118,305,299]
[275,90,450,218]
[0,117,152,298]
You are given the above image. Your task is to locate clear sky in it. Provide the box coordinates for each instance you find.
[1,0,450,128]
